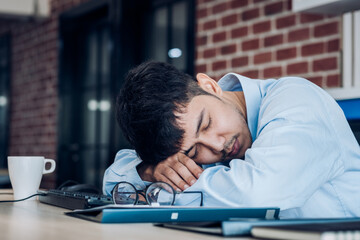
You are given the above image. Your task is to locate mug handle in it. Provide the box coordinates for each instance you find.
[43,159,56,174]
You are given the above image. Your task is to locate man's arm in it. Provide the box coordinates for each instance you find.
[103,149,147,195]
[137,153,204,192]
[103,149,203,195]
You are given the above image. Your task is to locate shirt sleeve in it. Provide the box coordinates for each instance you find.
[176,79,344,212]
[102,149,148,195]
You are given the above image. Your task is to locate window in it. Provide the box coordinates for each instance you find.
[0,34,10,168]
[143,0,195,74]
[58,2,115,188]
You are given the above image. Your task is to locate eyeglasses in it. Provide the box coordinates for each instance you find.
[111,181,203,206]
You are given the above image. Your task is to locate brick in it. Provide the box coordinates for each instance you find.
[196,36,207,46]
[288,28,310,42]
[276,15,296,29]
[301,42,325,56]
[326,74,340,87]
[222,13,238,26]
[264,34,283,47]
[203,48,216,58]
[195,50,201,60]
[242,8,259,21]
[264,66,282,78]
[203,0,217,3]
[313,57,337,71]
[327,39,340,52]
[232,56,249,67]
[242,39,259,51]
[276,47,297,60]
[231,26,248,38]
[212,60,226,71]
[241,70,259,79]
[286,0,292,10]
[307,76,323,87]
[265,1,283,16]
[197,22,203,32]
[253,20,271,34]
[287,62,308,75]
[212,31,226,43]
[197,8,208,19]
[314,22,338,37]
[212,2,229,14]
[203,19,217,31]
[300,13,324,23]
[231,0,248,8]
[221,44,237,55]
[254,52,272,64]
[196,64,207,73]
[212,75,220,82]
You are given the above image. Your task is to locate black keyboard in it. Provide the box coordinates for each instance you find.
[38,189,113,210]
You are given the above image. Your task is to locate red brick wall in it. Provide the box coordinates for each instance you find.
[0,0,89,188]
[195,0,341,88]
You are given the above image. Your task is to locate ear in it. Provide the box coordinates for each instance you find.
[196,73,223,96]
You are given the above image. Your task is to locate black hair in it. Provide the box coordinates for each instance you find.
[116,61,211,164]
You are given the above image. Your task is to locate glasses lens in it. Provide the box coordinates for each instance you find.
[112,182,138,205]
[146,182,175,206]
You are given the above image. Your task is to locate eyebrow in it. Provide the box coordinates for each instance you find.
[183,108,205,156]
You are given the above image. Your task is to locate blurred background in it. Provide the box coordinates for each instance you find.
[0,0,359,190]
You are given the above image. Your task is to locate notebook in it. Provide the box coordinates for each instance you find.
[156,217,360,237]
[65,204,280,223]
[251,219,360,240]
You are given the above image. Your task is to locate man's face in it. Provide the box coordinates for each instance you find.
[177,93,252,165]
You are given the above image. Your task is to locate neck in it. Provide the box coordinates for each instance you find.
[222,91,247,120]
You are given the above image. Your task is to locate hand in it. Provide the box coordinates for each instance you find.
[137,153,204,192]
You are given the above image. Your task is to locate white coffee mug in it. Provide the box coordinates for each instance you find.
[8,156,56,200]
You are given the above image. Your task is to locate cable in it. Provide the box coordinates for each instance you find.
[0,193,46,203]
[57,180,79,190]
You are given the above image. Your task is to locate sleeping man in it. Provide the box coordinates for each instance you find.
[103,61,360,218]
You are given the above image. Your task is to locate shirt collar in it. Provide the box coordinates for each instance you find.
[217,73,262,141]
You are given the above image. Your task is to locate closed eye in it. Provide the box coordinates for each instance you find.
[187,115,211,160]
[204,116,212,131]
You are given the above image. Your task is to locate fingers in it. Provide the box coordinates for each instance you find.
[153,166,188,192]
[152,154,204,191]
[178,155,204,179]
[171,161,196,189]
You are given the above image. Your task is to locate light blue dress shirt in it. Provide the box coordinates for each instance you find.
[103,73,360,218]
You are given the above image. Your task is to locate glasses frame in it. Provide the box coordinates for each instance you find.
[111,181,204,206]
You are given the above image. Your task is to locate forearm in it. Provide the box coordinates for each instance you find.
[102,149,148,195]
[136,162,155,182]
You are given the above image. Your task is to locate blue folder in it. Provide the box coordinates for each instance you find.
[65,205,280,223]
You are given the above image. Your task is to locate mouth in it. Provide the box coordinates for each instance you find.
[228,138,240,158]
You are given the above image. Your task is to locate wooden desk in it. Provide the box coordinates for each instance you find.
[0,190,254,240]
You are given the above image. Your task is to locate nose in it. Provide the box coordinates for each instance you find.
[199,132,226,153]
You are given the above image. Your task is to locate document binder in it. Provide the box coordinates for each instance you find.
[65,205,279,224]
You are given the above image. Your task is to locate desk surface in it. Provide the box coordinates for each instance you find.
[0,189,254,240]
